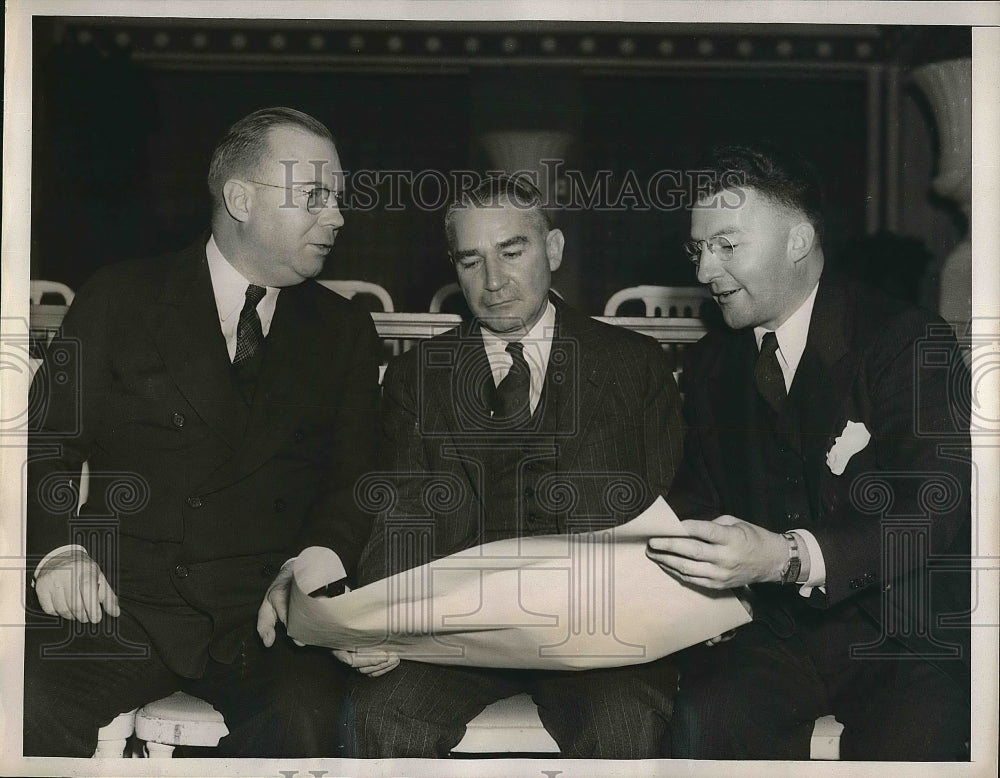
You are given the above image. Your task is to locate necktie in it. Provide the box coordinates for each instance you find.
[494,341,531,423]
[233,284,267,365]
[754,331,787,413]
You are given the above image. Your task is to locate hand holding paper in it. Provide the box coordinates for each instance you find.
[288,497,751,671]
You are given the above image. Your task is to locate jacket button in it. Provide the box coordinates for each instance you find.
[273,498,287,513]
[523,486,534,498]
[171,412,185,428]
[849,579,860,589]
[293,430,305,443]
[261,563,278,578]
[786,475,799,485]
[174,564,189,578]
[786,511,801,522]
[186,496,203,509]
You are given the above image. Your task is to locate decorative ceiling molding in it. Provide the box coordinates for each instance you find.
[51,19,901,71]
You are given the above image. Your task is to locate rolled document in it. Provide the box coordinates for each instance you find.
[287,497,751,670]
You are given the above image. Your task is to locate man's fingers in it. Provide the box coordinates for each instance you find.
[48,585,76,621]
[647,537,715,562]
[256,600,277,647]
[97,574,120,618]
[679,519,728,542]
[79,572,102,623]
[332,649,355,666]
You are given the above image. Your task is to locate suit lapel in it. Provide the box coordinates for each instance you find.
[551,302,610,471]
[713,329,774,516]
[148,243,246,449]
[792,274,858,491]
[231,283,324,477]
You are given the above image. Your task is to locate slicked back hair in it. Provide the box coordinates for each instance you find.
[444,175,552,259]
[207,107,334,213]
[697,142,825,245]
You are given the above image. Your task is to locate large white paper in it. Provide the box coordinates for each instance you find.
[287,497,751,670]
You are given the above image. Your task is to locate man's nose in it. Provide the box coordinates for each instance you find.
[483,256,506,291]
[317,200,345,230]
[695,248,724,285]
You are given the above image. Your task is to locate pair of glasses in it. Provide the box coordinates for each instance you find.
[248,180,341,214]
[682,235,736,264]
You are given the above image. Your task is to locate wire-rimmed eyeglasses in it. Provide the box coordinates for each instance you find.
[248,180,341,214]
[682,235,736,264]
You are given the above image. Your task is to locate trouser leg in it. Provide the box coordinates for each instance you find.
[23,608,179,757]
[671,621,827,760]
[187,624,351,758]
[346,660,522,757]
[529,658,678,759]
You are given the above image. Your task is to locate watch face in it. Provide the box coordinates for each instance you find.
[783,559,802,585]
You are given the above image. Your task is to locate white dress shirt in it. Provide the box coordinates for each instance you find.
[753,282,827,595]
[205,236,280,361]
[480,300,557,415]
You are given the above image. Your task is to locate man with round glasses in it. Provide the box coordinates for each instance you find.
[24,107,380,757]
[648,143,971,760]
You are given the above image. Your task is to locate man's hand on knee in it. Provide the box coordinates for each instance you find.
[333,649,400,678]
[33,549,119,623]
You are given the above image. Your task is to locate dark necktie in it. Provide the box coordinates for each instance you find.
[233,284,267,365]
[754,331,787,413]
[494,341,531,423]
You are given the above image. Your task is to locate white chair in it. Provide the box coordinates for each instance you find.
[810,714,845,760]
[29,280,75,306]
[453,694,842,758]
[452,693,558,755]
[92,709,136,758]
[133,692,229,757]
[603,285,709,318]
[318,280,394,311]
[429,282,463,313]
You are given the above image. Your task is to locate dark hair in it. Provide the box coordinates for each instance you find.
[207,107,334,210]
[444,174,552,257]
[696,142,825,244]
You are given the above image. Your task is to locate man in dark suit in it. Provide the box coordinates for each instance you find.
[24,107,380,757]
[343,175,684,758]
[648,143,971,760]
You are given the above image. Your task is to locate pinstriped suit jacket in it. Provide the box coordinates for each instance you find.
[358,296,684,585]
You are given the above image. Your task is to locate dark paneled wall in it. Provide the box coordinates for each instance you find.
[30,19,962,315]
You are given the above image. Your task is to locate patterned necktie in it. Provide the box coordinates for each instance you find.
[233,284,267,365]
[754,331,787,413]
[494,341,531,422]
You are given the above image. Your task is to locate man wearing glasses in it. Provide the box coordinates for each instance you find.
[24,107,379,757]
[647,143,971,760]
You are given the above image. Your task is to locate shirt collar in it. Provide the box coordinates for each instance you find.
[481,300,556,388]
[205,235,279,326]
[754,281,820,380]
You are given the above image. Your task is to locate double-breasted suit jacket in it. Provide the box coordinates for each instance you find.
[358,296,684,584]
[668,272,970,685]
[27,242,381,676]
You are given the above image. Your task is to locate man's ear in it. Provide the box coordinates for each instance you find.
[223,179,252,224]
[787,222,816,263]
[545,228,565,272]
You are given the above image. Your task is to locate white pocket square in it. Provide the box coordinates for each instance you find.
[826,420,871,476]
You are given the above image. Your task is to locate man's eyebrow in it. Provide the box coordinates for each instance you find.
[496,236,529,249]
[691,226,741,239]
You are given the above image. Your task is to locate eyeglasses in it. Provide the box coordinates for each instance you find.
[247,180,341,214]
[682,235,736,264]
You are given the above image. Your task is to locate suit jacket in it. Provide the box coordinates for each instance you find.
[358,296,684,584]
[27,241,381,676]
[668,272,971,683]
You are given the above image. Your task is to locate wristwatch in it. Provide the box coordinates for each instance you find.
[779,532,801,585]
